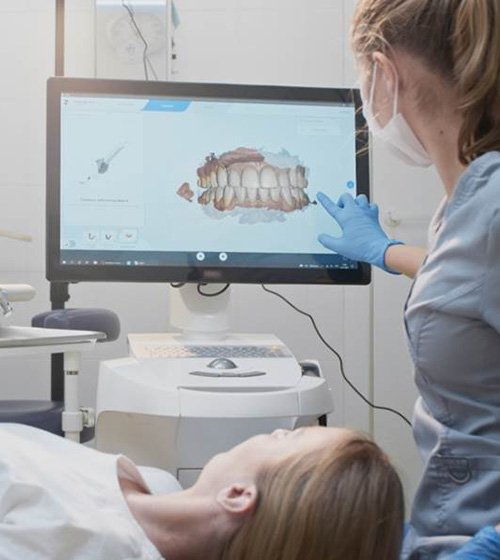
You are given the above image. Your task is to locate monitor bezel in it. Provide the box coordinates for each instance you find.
[47,77,371,285]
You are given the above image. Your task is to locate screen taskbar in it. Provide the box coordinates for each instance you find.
[59,250,357,270]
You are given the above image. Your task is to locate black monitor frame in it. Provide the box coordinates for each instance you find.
[47,78,370,285]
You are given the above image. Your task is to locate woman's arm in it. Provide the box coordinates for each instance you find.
[384,245,427,279]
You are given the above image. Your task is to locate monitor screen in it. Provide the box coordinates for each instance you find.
[47,78,370,285]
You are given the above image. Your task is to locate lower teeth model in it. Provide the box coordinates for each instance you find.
[192,147,312,212]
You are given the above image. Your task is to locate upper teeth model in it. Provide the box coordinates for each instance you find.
[195,147,311,212]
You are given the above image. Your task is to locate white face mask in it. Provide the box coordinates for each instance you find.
[362,62,432,168]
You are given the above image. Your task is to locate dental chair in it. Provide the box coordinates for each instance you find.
[0,308,120,443]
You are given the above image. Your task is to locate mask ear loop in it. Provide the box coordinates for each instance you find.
[389,59,399,117]
[370,60,399,118]
[368,61,378,107]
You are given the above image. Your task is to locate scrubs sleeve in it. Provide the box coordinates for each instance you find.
[481,209,500,334]
[448,526,500,559]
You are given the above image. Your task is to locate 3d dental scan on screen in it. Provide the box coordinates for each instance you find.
[47,79,369,286]
[45,78,368,487]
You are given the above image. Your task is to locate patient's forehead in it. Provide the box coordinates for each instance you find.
[287,426,370,458]
[302,426,358,441]
[273,426,359,456]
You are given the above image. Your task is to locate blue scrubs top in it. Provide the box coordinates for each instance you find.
[401,152,500,559]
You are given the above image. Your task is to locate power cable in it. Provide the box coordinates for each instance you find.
[197,283,231,298]
[260,284,413,428]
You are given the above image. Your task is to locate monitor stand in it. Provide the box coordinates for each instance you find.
[127,283,288,358]
[169,283,231,341]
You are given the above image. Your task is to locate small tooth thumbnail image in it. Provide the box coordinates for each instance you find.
[79,142,127,185]
[176,181,195,202]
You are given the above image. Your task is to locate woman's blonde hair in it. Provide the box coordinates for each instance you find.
[221,435,404,560]
[351,0,500,164]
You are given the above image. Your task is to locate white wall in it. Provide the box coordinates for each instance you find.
[0,0,446,508]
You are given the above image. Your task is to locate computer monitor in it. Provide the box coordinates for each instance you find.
[47,78,370,285]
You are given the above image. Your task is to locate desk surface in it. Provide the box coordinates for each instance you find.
[0,326,105,347]
[0,326,105,356]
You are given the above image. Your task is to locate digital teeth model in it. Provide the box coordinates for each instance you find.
[194,147,312,212]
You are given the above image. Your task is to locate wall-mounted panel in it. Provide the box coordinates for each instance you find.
[95,0,172,80]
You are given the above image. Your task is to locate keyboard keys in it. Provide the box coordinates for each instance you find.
[142,345,289,359]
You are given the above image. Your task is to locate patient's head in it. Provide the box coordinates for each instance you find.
[192,427,404,560]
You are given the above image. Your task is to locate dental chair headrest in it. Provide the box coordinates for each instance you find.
[32,308,120,342]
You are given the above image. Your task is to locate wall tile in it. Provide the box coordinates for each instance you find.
[0,186,45,272]
[0,10,54,97]
[175,0,232,11]
[301,8,344,86]
[174,6,344,87]
[0,100,47,187]
[64,5,95,77]
[0,0,53,13]
[64,0,94,12]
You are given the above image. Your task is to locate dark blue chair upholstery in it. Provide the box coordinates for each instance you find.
[0,400,64,434]
[32,308,120,341]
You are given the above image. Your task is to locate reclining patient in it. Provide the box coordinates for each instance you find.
[0,423,498,560]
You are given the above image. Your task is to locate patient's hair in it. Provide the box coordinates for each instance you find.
[221,434,404,560]
[351,0,500,164]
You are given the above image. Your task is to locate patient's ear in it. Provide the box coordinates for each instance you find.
[216,483,258,518]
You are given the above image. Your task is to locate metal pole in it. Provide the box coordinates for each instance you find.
[50,282,70,402]
[51,0,69,402]
[55,0,65,76]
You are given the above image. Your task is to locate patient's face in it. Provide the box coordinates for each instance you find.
[195,426,354,493]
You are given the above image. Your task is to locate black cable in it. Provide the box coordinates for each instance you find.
[121,0,152,81]
[169,282,230,298]
[146,56,159,81]
[261,284,413,428]
[197,283,231,298]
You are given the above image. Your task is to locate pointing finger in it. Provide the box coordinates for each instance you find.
[317,192,341,219]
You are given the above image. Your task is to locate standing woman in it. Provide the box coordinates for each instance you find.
[317,1,500,558]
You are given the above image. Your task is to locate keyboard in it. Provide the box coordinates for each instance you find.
[140,344,291,359]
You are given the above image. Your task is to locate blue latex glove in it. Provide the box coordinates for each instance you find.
[317,192,403,273]
[448,526,500,559]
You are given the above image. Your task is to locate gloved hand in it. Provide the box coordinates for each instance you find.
[317,192,403,273]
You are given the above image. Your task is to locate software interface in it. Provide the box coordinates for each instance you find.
[60,93,359,270]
